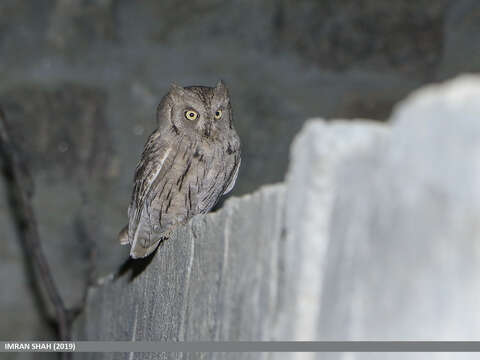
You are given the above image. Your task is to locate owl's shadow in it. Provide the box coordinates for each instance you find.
[114,245,160,282]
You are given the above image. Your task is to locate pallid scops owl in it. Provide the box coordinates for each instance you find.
[119,81,241,258]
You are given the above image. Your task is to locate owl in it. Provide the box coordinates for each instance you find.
[119,81,241,258]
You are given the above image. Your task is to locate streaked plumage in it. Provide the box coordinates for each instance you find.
[119,81,241,258]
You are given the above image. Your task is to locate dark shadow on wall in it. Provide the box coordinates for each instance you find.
[115,245,160,282]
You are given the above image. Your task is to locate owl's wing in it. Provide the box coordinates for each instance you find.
[223,154,241,195]
[128,131,173,258]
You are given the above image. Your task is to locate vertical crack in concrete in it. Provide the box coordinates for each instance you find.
[128,303,139,360]
[214,204,233,342]
[222,208,231,291]
[178,228,196,341]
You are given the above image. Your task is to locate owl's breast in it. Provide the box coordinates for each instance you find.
[182,139,237,215]
[188,143,225,213]
[147,138,237,237]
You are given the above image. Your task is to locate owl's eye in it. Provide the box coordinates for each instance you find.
[185,110,198,121]
[214,110,222,120]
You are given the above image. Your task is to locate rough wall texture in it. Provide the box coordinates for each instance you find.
[281,120,388,343]
[74,75,480,360]
[318,75,480,360]
[74,184,287,360]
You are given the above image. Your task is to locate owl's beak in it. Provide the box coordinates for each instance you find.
[203,123,212,137]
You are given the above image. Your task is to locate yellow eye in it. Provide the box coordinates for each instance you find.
[214,109,222,120]
[185,110,198,121]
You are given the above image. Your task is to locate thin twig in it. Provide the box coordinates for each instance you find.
[0,107,71,341]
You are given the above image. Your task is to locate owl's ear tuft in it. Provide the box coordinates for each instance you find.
[169,83,185,97]
[156,92,174,126]
[215,80,228,97]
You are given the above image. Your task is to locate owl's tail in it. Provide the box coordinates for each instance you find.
[118,225,129,245]
[119,222,165,258]
[130,237,164,259]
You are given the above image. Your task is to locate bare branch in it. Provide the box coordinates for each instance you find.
[0,107,71,342]
[69,215,97,319]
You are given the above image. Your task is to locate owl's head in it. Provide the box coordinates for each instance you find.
[157,81,233,139]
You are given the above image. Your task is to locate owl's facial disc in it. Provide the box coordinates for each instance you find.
[160,83,231,138]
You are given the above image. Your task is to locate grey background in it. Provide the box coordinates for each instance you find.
[0,0,480,357]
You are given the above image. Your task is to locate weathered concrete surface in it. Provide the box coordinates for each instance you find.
[281,120,388,343]
[318,75,480,359]
[74,184,286,360]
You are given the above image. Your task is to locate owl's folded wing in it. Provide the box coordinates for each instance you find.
[223,154,241,195]
[128,132,173,248]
